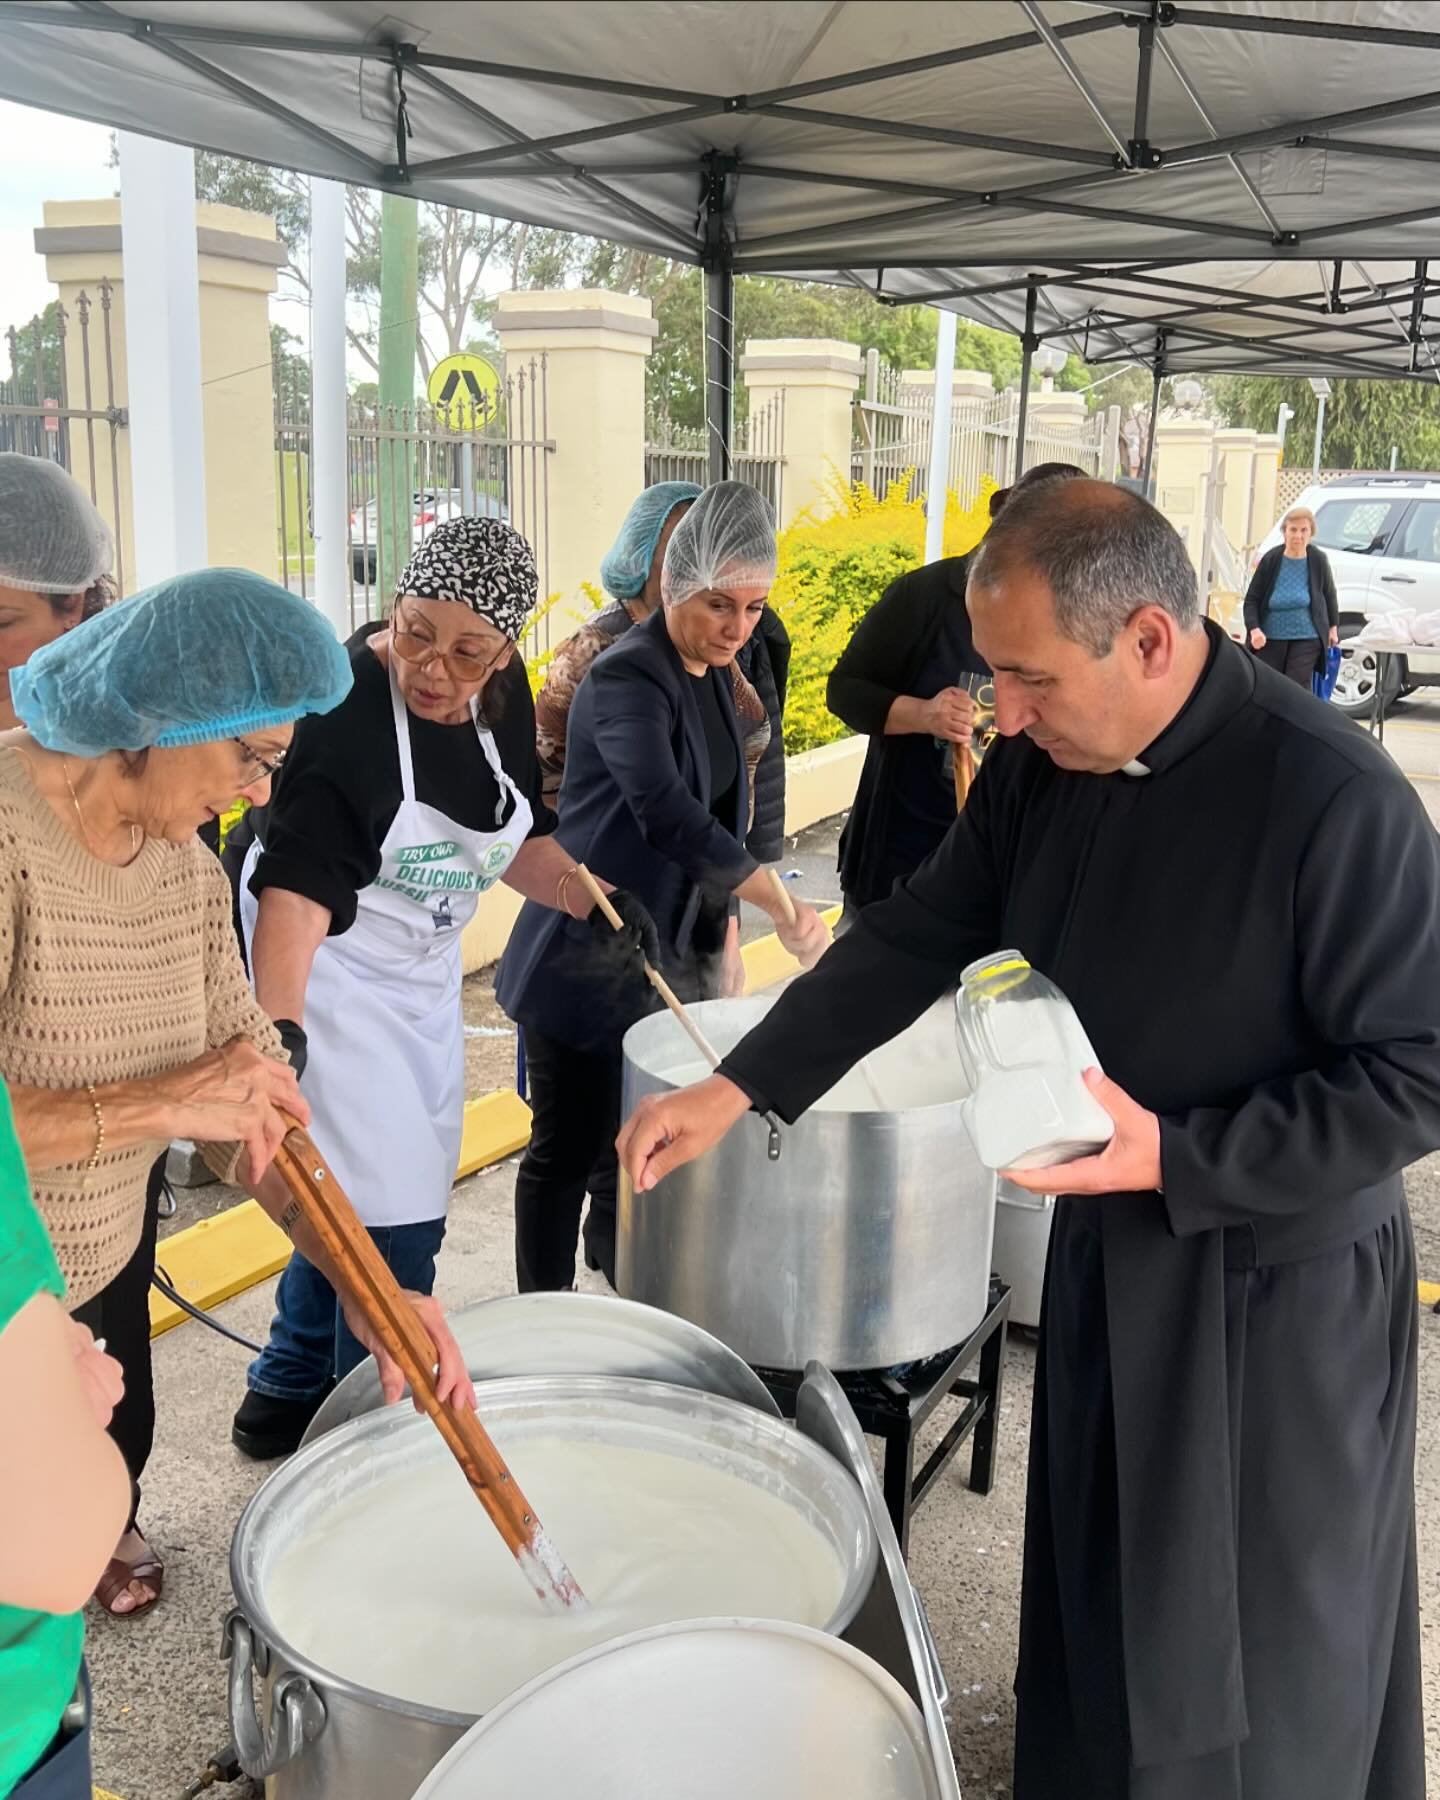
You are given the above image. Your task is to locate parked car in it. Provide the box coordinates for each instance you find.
[1251,477,1440,717]
[349,487,506,581]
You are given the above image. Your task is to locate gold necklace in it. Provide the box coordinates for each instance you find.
[61,758,141,862]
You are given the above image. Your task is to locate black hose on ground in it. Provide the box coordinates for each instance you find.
[150,1175,265,1354]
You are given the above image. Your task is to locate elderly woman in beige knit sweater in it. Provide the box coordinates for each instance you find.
[0,565,472,1618]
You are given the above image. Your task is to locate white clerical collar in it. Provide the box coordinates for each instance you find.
[1120,757,1151,777]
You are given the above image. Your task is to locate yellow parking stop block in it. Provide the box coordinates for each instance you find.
[1419,1279,1440,1308]
[149,1089,535,1338]
[742,904,842,995]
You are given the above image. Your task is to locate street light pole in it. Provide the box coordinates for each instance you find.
[1308,377,1332,477]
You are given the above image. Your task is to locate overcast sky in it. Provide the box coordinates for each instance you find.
[0,100,115,352]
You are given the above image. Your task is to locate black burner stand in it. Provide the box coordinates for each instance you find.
[757,1277,1011,1556]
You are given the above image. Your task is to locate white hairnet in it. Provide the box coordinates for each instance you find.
[660,480,778,608]
[0,453,114,594]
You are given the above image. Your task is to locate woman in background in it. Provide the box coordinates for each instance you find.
[1243,505,1339,689]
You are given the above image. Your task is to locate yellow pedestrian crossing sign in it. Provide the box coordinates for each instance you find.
[427,352,501,423]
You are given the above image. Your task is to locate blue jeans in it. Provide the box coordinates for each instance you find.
[246,1219,448,1402]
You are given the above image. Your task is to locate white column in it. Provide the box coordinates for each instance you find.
[117,133,207,586]
[309,177,349,636]
[924,308,957,566]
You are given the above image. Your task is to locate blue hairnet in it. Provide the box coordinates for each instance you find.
[599,482,702,601]
[11,566,353,756]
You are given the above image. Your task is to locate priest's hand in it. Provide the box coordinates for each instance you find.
[1002,1069,1162,1197]
[617,1073,752,1191]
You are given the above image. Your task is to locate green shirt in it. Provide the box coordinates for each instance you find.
[0,1081,83,1796]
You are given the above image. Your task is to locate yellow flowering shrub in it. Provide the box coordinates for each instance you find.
[772,474,997,753]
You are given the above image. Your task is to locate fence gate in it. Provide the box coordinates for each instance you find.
[852,350,1117,503]
[0,281,128,591]
[645,391,786,518]
[276,354,554,633]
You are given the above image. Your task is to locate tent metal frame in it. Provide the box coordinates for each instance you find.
[10,0,1440,463]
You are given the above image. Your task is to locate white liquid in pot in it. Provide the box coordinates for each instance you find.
[264,1437,846,1714]
[642,998,966,1112]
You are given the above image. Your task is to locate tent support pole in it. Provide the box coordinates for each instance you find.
[1140,341,1166,492]
[1014,283,1039,481]
[702,153,736,484]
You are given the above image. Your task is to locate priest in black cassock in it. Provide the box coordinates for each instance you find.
[617,478,1438,1800]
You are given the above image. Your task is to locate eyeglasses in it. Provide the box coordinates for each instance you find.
[234,737,288,781]
[391,606,512,683]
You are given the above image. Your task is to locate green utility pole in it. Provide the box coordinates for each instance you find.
[376,191,419,603]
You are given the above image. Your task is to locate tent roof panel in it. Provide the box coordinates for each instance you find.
[5,0,1440,374]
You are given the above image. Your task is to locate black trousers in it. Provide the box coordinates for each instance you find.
[513,1029,623,1291]
[1254,636,1320,690]
[72,1158,163,1534]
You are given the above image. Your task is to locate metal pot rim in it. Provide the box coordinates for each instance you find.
[230,1374,878,1725]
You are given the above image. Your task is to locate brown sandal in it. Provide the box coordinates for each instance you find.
[94,1548,164,1618]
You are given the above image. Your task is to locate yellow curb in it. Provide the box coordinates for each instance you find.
[1419,1280,1440,1307]
[94,1789,125,1799]
[742,903,842,994]
[149,1089,533,1338]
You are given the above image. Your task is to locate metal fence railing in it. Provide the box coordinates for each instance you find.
[1,281,128,592]
[645,391,785,518]
[276,355,553,636]
[851,349,1118,504]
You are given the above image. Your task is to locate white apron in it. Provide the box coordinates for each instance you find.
[241,659,531,1226]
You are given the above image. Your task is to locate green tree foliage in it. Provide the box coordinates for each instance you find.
[1208,372,1440,470]
[2,301,65,397]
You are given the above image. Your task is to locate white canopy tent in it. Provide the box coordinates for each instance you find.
[5,0,1440,485]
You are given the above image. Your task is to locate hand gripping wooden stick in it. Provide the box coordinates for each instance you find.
[271,1125,586,1612]
[574,865,723,1069]
[575,865,787,1160]
[766,867,798,927]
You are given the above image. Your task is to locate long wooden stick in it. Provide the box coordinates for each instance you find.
[954,743,977,812]
[766,867,798,926]
[575,864,722,1069]
[272,1126,586,1612]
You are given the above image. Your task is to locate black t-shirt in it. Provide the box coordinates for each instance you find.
[887,602,975,872]
[690,668,739,825]
[250,624,553,934]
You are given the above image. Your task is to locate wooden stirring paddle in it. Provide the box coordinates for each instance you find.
[574,863,786,1159]
[271,1125,587,1613]
[954,741,977,812]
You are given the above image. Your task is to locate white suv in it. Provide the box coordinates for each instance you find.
[1253,478,1440,717]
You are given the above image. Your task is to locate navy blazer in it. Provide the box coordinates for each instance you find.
[497,609,757,1050]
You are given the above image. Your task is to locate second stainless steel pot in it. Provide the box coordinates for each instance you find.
[619,995,997,1370]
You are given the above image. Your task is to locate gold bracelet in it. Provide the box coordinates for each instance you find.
[83,1082,105,1178]
[555,865,579,918]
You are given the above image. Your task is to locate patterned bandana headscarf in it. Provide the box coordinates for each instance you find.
[394,515,538,641]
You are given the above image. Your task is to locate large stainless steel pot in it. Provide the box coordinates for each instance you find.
[226,1376,876,1799]
[619,995,997,1370]
[411,1620,943,1800]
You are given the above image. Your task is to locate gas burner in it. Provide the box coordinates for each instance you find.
[755,1277,1011,1556]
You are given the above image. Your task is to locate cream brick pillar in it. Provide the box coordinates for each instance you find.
[1152,417,1217,580]
[901,367,996,403]
[494,290,656,610]
[740,338,862,527]
[1251,434,1282,541]
[37,198,282,591]
[1214,427,1259,555]
[1026,389,1089,441]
